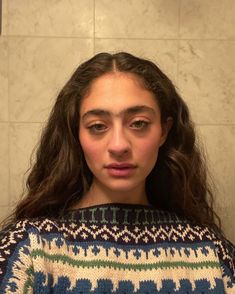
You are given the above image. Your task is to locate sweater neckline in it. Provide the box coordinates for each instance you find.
[64,202,178,225]
[68,202,154,211]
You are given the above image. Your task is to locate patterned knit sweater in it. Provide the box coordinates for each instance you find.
[0,203,234,293]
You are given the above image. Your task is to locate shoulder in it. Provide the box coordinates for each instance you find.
[170,212,235,258]
[0,217,61,240]
[0,219,36,253]
[210,230,235,283]
[0,216,64,288]
[163,213,235,286]
[0,218,61,268]
[0,216,65,246]
[172,215,235,284]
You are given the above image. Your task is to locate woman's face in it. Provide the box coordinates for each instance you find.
[79,72,170,196]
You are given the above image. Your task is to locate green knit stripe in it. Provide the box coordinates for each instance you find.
[23,266,34,294]
[32,249,220,271]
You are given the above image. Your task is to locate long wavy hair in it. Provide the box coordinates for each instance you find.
[2,52,221,231]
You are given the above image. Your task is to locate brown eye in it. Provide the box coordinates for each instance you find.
[130,120,150,130]
[87,123,107,134]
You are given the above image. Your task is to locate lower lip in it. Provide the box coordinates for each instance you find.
[106,167,136,177]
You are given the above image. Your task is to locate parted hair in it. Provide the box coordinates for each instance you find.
[3,52,221,231]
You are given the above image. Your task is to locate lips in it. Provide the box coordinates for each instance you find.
[105,163,137,169]
[105,163,137,177]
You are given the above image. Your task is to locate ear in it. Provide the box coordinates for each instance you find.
[160,117,173,146]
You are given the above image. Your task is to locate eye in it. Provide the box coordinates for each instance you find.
[87,123,107,134]
[130,120,150,130]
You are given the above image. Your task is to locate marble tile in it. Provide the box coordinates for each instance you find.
[9,123,42,205]
[8,0,93,37]
[0,206,11,225]
[9,37,93,122]
[1,0,8,35]
[95,39,178,84]
[216,206,235,244]
[197,125,235,210]
[179,40,235,124]
[180,0,235,39]
[0,123,9,206]
[95,0,179,39]
[0,37,8,121]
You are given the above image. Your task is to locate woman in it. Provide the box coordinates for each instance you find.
[0,52,234,293]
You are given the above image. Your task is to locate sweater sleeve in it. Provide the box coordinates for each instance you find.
[0,221,34,293]
[214,234,235,292]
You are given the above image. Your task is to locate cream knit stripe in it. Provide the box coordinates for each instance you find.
[30,259,223,292]
[28,234,219,265]
[32,248,220,271]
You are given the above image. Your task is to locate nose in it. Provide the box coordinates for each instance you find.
[107,125,131,156]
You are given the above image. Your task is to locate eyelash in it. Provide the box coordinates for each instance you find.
[131,120,150,130]
[87,120,150,134]
[87,123,107,133]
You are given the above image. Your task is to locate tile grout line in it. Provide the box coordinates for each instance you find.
[3,35,235,41]
[6,0,9,35]
[1,121,44,124]
[93,0,95,54]
[0,0,2,35]
[177,0,181,87]
[7,0,10,210]
[196,123,235,126]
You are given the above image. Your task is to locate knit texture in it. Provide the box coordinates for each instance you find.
[0,203,234,293]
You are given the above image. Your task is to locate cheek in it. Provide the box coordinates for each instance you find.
[139,126,162,148]
[79,132,102,166]
[136,133,162,165]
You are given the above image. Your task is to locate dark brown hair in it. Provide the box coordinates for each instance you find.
[3,52,221,231]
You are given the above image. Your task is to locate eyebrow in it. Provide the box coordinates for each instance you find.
[81,105,157,121]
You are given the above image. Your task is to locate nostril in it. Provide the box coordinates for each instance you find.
[108,148,130,156]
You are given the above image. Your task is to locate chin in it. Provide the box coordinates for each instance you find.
[103,180,142,192]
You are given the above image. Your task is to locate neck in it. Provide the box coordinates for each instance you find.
[73,179,149,209]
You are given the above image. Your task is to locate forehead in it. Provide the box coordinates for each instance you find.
[79,72,159,115]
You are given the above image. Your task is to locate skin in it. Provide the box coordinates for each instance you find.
[76,72,172,208]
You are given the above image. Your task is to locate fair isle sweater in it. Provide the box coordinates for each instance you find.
[0,203,234,293]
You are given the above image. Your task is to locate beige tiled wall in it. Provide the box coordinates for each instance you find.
[0,0,234,242]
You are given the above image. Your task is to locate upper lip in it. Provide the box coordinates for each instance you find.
[105,163,137,169]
